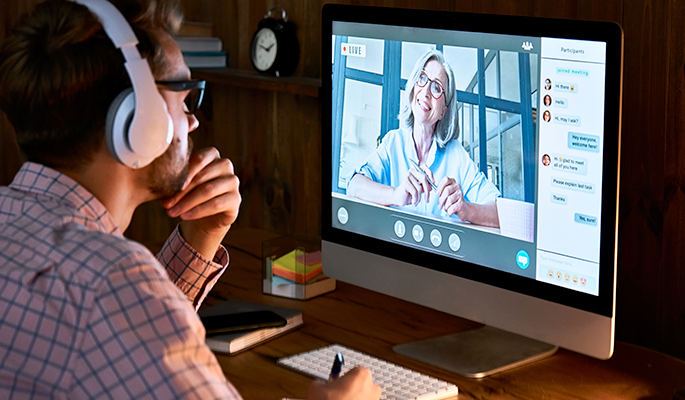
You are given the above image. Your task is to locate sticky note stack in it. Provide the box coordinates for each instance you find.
[272,250,323,284]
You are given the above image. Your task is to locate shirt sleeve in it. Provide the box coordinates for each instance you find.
[71,258,242,400]
[347,130,397,189]
[156,225,229,310]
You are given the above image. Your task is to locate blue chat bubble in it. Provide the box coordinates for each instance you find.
[574,213,598,226]
[568,132,600,153]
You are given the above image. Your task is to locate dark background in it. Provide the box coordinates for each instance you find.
[1,0,683,362]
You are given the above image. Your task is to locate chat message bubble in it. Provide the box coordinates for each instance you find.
[574,213,598,226]
[554,114,581,126]
[551,154,588,175]
[568,132,600,153]
[551,177,596,194]
[554,97,568,108]
[554,82,579,93]
[551,193,567,205]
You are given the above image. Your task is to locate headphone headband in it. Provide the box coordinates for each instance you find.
[71,0,173,168]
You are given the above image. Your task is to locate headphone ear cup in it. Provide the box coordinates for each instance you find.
[106,88,135,166]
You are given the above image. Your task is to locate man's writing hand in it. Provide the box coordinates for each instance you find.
[307,367,381,400]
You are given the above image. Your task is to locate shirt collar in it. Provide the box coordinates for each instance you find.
[9,162,122,236]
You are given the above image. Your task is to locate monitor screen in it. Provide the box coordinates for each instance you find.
[322,4,622,374]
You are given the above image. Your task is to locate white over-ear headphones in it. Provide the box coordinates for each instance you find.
[72,0,173,169]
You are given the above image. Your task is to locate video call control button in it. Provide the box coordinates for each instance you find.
[337,207,349,225]
[448,233,461,252]
[430,229,442,247]
[516,250,530,270]
[394,220,406,238]
[412,225,424,243]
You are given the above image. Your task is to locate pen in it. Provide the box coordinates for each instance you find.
[329,352,344,380]
[409,159,437,191]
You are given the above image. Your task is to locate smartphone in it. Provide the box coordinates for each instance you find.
[200,310,287,336]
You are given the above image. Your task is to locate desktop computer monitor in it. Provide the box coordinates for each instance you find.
[321,4,623,378]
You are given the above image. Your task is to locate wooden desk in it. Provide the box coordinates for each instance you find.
[205,228,685,400]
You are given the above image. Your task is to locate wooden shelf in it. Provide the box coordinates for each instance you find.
[191,68,321,98]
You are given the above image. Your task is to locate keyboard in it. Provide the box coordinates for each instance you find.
[277,344,458,400]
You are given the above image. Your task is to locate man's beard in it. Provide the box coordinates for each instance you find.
[147,136,193,198]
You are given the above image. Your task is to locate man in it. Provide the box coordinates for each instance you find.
[0,0,380,399]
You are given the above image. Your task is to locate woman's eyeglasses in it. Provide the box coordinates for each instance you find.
[155,79,206,114]
[416,71,445,99]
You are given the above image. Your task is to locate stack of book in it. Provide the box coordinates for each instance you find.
[174,22,227,68]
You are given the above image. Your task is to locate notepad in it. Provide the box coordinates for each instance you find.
[496,198,534,242]
[272,250,322,283]
[199,300,303,355]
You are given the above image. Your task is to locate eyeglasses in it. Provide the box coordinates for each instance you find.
[416,71,445,99]
[155,79,206,114]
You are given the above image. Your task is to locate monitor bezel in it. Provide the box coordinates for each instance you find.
[321,4,623,318]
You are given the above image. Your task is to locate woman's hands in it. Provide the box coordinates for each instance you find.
[391,164,436,207]
[394,171,473,221]
[437,177,499,227]
[436,177,468,219]
[395,173,500,228]
[347,168,498,228]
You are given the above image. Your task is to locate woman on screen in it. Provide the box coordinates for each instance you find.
[347,50,500,227]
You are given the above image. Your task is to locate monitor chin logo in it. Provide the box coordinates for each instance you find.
[522,42,534,51]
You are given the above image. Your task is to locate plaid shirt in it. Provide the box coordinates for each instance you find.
[0,163,242,399]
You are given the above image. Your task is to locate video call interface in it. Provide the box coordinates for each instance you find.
[329,21,607,296]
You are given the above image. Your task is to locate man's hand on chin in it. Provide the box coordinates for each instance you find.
[161,147,241,259]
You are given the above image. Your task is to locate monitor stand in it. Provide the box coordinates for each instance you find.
[393,325,558,378]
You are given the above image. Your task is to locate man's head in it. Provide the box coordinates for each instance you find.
[0,0,183,170]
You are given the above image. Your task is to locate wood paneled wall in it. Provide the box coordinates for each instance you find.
[1,0,684,362]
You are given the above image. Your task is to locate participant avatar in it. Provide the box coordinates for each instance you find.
[542,154,551,166]
[543,110,551,123]
[544,94,552,107]
[544,78,552,90]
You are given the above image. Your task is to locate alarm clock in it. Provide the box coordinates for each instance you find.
[250,8,300,77]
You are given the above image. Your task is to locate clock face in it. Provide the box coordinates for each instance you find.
[252,28,278,71]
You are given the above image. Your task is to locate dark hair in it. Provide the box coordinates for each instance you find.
[0,0,182,169]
